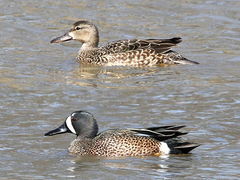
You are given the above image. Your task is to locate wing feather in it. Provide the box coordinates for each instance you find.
[100,37,182,55]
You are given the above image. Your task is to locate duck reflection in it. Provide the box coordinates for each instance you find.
[66,63,173,89]
[67,154,196,178]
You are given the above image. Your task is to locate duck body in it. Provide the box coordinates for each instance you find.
[51,20,199,66]
[68,129,164,157]
[45,111,199,157]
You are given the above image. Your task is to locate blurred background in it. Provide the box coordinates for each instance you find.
[0,0,239,179]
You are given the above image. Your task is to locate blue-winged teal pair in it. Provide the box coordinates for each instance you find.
[45,111,199,157]
[50,20,199,66]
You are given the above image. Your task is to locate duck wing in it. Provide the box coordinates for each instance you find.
[100,37,182,55]
[127,125,187,141]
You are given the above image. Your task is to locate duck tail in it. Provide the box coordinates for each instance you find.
[177,57,200,65]
[165,50,199,65]
[166,140,200,154]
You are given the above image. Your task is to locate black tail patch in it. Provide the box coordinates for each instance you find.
[170,142,200,154]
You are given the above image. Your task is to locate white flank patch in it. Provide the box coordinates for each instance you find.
[159,142,170,154]
[66,116,76,134]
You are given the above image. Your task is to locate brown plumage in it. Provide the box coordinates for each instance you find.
[50,20,199,66]
[45,111,200,157]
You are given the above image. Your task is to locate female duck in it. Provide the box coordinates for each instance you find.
[45,111,199,157]
[50,20,199,66]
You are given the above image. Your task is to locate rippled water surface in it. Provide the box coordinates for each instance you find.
[1,0,240,179]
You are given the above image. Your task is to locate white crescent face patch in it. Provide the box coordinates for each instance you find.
[66,116,76,134]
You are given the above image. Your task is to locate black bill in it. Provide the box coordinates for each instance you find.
[44,123,69,136]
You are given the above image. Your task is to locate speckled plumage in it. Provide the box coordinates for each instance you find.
[69,129,162,157]
[50,20,199,66]
[45,111,199,157]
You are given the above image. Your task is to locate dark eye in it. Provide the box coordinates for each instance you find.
[71,117,77,121]
[75,27,82,30]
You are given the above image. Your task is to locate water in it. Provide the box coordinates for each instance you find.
[1,0,240,179]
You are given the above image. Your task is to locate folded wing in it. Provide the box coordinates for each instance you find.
[100,37,182,55]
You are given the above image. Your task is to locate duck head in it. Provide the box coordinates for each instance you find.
[44,111,98,138]
[50,20,99,48]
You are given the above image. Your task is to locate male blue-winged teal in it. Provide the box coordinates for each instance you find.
[45,111,199,157]
[50,20,199,66]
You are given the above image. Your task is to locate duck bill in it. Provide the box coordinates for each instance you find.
[44,123,69,136]
[50,32,73,43]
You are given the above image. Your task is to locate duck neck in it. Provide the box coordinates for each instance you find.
[80,41,98,51]
[75,118,99,139]
[80,29,99,51]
